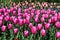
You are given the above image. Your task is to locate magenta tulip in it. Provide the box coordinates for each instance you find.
[28,23,33,28]
[37,24,42,31]
[1,25,6,32]
[14,28,18,34]
[13,11,16,15]
[4,16,10,22]
[41,17,45,22]
[51,16,57,23]
[44,23,50,29]
[8,24,12,29]
[31,26,37,34]
[41,29,46,36]
[56,32,60,39]
[55,21,60,28]
[24,30,29,37]
[0,20,2,26]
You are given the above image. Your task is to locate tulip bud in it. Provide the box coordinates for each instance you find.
[37,24,42,31]
[24,30,29,37]
[31,26,37,34]
[51,16,57,23]
[56,32,60,39]
[41,29,46,36]
[41,17,45,22]
[4,16,10,22]
[13,11,16,15]
[0,20,2,26]
[13,18,18,24]
[1,25,6,32]
[8,24,12,29]
[44,23,50,29]
[28,23,33,28]
[55,21,60,28]
[14,28,18,34]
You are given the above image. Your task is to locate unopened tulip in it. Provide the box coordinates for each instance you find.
[56,32,60,39]
[41,29,46,36]
[13,18,18,24]
[28,23,33,28]
[4,16,10,22]
[34,17,38,23]
[0,20,2,26]
[51,16,57,23]
[8,24,12,29]
[18,19,23,26]
[1,25,6,32]
[24,30,29,37]
[55,21,60,28]
[41,17,45,22]
[31,26,37,34]
[44,23,50,29]
[37,24,42,31]
[13,11,16,15]
[14,28,18,34]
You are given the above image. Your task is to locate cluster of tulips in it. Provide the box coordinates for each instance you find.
[0,6,60,40]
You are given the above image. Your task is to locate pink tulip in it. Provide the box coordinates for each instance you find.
[34,17,38,23]
[24,30,29,37]
[57,13,60,20]
[13,18,18,24]
[10,16,15,22]
[13,11,16,15]
[0,15,4,20]
[31,26,37,34]
[41,29,46,36]
[44,23,50,29]
[31,13,34,17]
[0,13,2,16]
[48,19,51,23]
[0,20,2,26]
[18,8,21,13]
[1,25,6,32]
[51,16,57,23]
[18,16,22,19]
[55,21,60,28]
[2,8,6,12]
[8,23,12,29]
[18,19,23,26]
[18,13,22,16]
[24,9,28,13]
[28,23,33,28]
[26,16,30,24]
[37,24,42,31]
[0,9,3,13]
[41,17,45,22]
[23,19,26,24]
[7,9,10,13]
[10,7,14,12]
[56,32,60,39]
[31,9,35,13]
[29,7,32,10]
[4,12,9,16]
[42,14,49,19]
[4,16,10,22]
[14,28,18,34]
